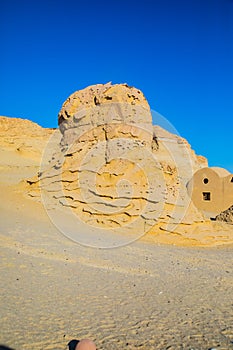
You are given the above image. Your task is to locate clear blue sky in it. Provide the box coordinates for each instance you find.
[1,0,233,172]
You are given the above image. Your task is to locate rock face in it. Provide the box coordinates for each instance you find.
[59,83,152,130]
[58,83,153,150]
[215,205,233,224]
[26,83,208,244]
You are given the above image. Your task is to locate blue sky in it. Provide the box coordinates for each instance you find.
[1,0,233,172]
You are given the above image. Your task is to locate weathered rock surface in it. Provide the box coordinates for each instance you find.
[26,83,208,238]
[215,205,233,224]
[58,83,152,143]
[1,87,232,247]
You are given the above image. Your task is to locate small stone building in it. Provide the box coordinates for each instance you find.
[187,167,233,217]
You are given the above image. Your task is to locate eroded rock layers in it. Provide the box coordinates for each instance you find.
[27,83,207,234]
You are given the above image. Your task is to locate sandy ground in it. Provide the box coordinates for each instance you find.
[0,124,233,349]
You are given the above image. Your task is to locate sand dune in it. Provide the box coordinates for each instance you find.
[1,183,233,349]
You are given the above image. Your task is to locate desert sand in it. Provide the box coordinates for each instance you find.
[0,111,233,350]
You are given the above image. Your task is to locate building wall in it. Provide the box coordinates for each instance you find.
[187,167,233,217]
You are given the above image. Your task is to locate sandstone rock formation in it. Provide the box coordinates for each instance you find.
[58,83,152,140]
[1,85,232,247]
[215,205,233,224]
[0,116,53,158]
[25,83,208,245]
[0,116,56,184]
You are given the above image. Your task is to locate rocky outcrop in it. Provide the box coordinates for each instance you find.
[58,83,153,152]
[215,205,233,224]
[59,83,152,131]
[25,83,208,242]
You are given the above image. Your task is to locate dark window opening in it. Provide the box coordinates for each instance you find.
[231,177,233,183]
[203,178,209,184]
[203,192,211,201]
